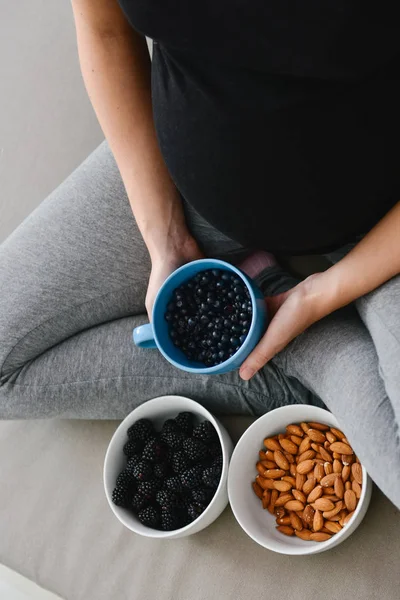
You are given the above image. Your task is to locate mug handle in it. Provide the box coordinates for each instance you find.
[133,323,157,349]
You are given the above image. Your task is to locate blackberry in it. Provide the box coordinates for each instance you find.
[127,418,154,442]
[182,438,209,462]
[212,455,223,470]
[137,479,161,502]
[153,461,170,480]
[142,438,169,463]
[175,412,194,436]
[156,490,181,511]
[171,450,191,474]
[138,506,161,528]
[208,441,222,458]
[192,421,218,444]
[131,492,147,513]
[126,455,141,473]
[161,429,186,450]
[123,437,144,457]
[161,508,186,531]
[180,465,203,489]
[202,465,222,489]
[188,503,205,522]
[163,476,184,494]
[111,485,132,508]
[116,469,137,489]
[132,460,153,482]
[191,488,214,505]
[161,419,180,435]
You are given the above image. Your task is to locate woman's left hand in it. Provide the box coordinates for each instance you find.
[239,273,331,380]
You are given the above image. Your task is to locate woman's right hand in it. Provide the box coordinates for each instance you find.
[145,237,204,319]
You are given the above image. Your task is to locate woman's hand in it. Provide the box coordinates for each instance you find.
[239,273,333,380]
[146,237,204,318]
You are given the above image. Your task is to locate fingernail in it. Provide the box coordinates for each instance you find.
[240,366,255,380]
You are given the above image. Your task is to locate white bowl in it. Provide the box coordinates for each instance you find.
[104,395,234,539]
[228,405,372,555]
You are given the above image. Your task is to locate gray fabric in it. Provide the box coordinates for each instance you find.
[0,141,399,509]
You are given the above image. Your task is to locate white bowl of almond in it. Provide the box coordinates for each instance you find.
[227,405,372,555]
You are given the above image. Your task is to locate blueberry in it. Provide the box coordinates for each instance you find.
[230,337,240,347]
[212,330,221,340]
[195,287,205,296]
[221,272,230,281]
[239,335,247,344]
[187,317,196,328]
[220,334,230,345]
[218,350,226,360]
[200,303,208,312]
[227,291,235,299]
[233,285,244,295]
[200,315,209,325]
[232,324,242,334]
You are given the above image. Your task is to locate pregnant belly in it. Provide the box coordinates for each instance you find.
[152,45,400,254]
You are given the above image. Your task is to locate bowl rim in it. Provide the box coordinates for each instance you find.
[103,395,229,539]
[227,405,371,555]
[152,258,261,374]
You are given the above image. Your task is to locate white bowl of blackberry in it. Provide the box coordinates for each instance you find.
[104,395,234,538]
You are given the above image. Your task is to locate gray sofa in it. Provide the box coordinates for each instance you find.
[0,3,399,599]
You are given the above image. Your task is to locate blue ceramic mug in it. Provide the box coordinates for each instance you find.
[133,259,267,375]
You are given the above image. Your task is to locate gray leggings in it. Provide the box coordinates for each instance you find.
[0,142,399,508]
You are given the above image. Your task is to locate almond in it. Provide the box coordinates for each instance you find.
[260,460,277,470]
[276,515,291,526]
[313,509,324,532]
[267,503,275,514]
[298,436,311,454]
[308,422,330,431]
[284,500,305,511]
[300,422,310,434]
[320,473,339,488]
[275,493,294,507]
[298,450,316,463]
[282,476,296,486]
[264,450,276,461]
[322,501,343,519]
[252,481,263,499]
[307,485,323,503]
[310,443,320,453]
[292,489,307,504]
[303,504,315,526]
[313,498,335,512]
[307,429,326,443]
[342,454,354,465]
[296,460,315,474]
[326,514,341,522]
[264,469,286,479]
[290,464,297,477]
[325,521,342,534]
[264,438,282,452]
[286,424,304,437]
[273,480,292,492]
[273,450,290,471]
[310,532,332,542]
[329,441,353,455]
[342,465,351,482]
[345,481,352,491]
[256,462,267,476]
[314,463,325,482]
[275,506,286,518]
[352,481,362,499]
[319,446,333,462]
[256,476,275,490]
[324,462,333,475]
[333,459,342,474]
[344,489,357,512]
[323,487,335,496]
[259,450,268,461]
[330,427,345,440]
[284,451,295,464]
[276,525,294,536]
[326,431,337,444]
[352,463,363,485]
[290,512,303,531]
[262,495,269,509]
[343,511,355,525]
[262,489,271,504]
[295,529,312,540]
[279,438,298,454]
[332,452,341,460]
[291,435,303,446]
[334,476,344,499]
[302,477,317,496]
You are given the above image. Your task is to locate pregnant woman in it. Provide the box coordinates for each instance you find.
[0,1,399,507]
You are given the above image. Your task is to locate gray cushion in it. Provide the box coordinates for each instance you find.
[0,418,398,600]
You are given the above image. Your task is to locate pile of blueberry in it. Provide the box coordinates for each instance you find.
[165,269,252,367]
[112,413,223,531]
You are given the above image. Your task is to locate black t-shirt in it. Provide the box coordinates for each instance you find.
[119,1,400,254]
